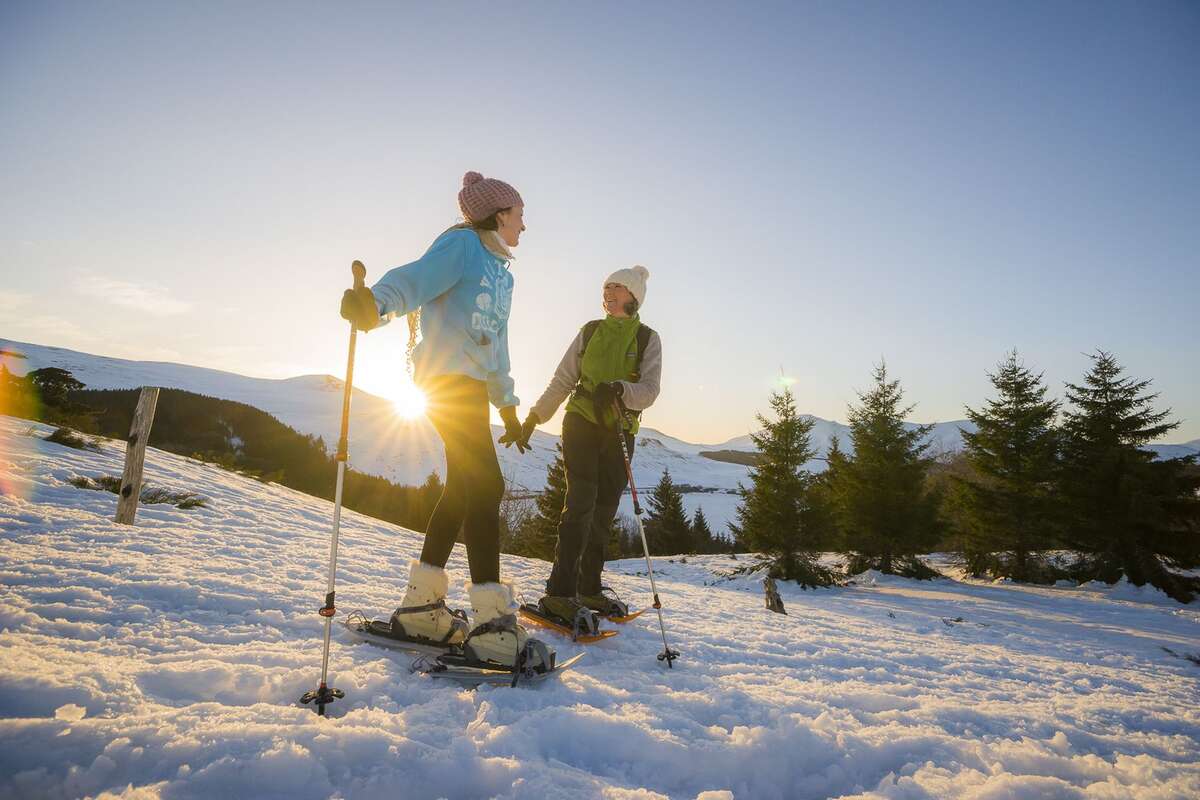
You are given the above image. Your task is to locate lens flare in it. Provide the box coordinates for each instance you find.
[392,382,427,419]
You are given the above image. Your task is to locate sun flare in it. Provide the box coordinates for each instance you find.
[392,383,427,419]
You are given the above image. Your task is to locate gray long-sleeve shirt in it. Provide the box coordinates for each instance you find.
[530,326,662,423]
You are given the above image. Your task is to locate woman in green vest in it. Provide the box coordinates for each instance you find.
[519,266,662,627]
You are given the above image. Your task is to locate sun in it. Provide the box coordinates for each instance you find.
[391,382,427,419]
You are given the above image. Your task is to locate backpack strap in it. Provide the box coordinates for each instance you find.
[573,320,654,427]
[578,319,602,358]
[632,323,654,382]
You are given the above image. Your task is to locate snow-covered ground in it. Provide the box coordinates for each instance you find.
[3,414,1199,800]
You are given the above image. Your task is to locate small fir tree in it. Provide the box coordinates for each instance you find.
[734,387,839,586]
[691,506,715,554]
[810,435,849,550]
[1059,351,1200,602]
[644,469,693,555]
[959,351,1062,582]
[834,363,941,578]
[505,445,566,561]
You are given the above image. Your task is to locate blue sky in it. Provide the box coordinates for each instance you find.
[1,1,1197,443]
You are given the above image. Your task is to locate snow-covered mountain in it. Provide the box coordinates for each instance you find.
[4,338,1196,536]
[3,414,1198,799]
[0,338,747,491]
[0,339,989,477]
[1147,443,1200,461]
[0,338,755,532]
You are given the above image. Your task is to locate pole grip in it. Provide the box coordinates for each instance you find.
[351,259,366,290]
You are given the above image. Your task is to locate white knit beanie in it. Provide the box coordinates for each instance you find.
[604,265,650,309]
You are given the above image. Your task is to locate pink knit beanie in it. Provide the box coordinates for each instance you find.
[457,171,523,223]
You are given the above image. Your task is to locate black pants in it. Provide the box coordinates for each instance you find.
[546,411,635,597]
[419,375,503,584]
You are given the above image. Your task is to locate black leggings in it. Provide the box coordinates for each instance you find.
[546,411,634,597]
[419,375,503,584]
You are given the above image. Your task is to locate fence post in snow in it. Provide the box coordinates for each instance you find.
[115,386,160,525]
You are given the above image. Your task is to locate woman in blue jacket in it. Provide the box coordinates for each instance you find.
[340,171,548,670]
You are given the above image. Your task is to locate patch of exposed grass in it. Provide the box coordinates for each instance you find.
[140,487,209,509]
[69,475,208,509]
[45,427,101,452]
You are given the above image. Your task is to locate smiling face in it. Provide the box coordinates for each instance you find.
[495,204,525,247]
[603,282,636,317]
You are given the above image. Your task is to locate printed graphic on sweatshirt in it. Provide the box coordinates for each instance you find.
[471,261,512,338]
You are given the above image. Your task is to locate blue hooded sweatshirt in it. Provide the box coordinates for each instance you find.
[371,227,517,408]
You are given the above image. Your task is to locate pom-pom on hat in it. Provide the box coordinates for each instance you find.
[604,265,650,309]
[458,171,523,224]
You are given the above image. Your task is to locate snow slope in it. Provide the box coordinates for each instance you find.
[2,414,1199,799]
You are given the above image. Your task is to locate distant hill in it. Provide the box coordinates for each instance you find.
[5,337,1196,535]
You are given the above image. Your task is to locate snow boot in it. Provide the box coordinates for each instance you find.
[464,582,553,670]
[538,594,602,636]
[579,587,629,618]
[389,560,469,646]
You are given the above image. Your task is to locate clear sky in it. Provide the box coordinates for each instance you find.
[2,1,1197,443]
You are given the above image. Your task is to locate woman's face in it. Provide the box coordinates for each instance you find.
[603,282,635,317]
[495,204,525,247]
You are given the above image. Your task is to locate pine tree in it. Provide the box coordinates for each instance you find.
[813,434,849,534]
[644,468,692,555]
[834,363,941,578]
[1059,351,1200,602]
[804,435,844,553]
[691,506,715,554]
[959,351,1062,582]
[505,445,566,561]
[27,367,85,407]
[825,435,848,471]
[734,387,838,586]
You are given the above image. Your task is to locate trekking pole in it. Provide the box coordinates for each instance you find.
[612,399,679,667]
[300,259,366,716]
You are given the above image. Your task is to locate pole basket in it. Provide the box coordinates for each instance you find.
[300,683,345,716]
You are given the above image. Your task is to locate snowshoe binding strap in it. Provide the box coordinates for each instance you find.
[390,599,469,644]
[572,606,600,639]
[600,587,629,618]
[466,612,518,641]
[512,638,554,687]
[461,612,523,682]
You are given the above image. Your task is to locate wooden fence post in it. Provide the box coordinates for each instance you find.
[115,387,160,525]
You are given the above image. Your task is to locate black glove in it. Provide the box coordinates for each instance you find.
[517,411,540,449]
[340,286,380,332]
[497,406,529,454]
[591,382,624,429]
